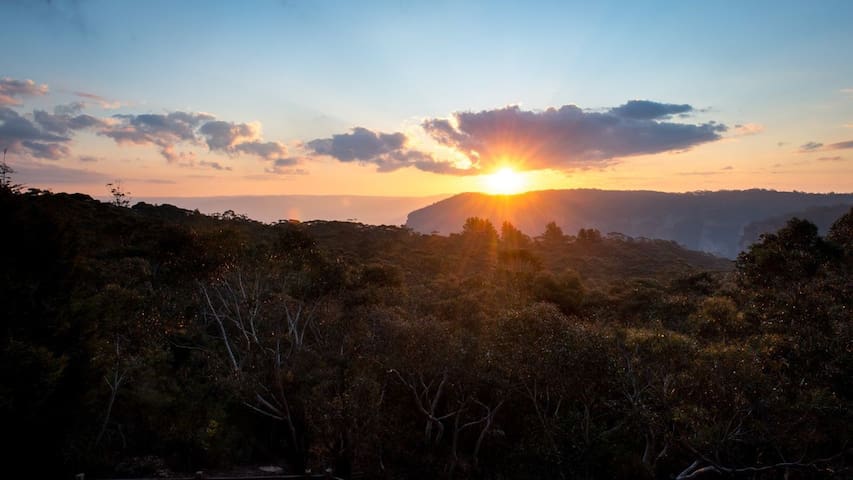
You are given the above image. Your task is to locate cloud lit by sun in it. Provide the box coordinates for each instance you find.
[483,167,527,195]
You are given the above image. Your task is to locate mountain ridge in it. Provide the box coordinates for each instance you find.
[115,193,450,226]
[405,188,853,258]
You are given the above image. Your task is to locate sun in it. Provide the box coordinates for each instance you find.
[484,167,526,195]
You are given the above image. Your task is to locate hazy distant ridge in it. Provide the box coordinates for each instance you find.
[126,194,449,226]
[405,189,853,258]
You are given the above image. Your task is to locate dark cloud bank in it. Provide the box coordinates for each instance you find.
[306,100,727,175]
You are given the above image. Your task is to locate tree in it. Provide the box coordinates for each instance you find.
[500,221,531,250]
[483,304,618,475]
[577,227,603,244]
[462,217,498,243]
[455,217,499,274]
[199,263,327,471]
[106,181,132,207]
[0,148,22,193]
[827,206,853,253]
[537,221,565,246]
[529,269,584,315]
[735,217,840,332]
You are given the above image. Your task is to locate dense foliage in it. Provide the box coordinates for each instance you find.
[1,187,850,479]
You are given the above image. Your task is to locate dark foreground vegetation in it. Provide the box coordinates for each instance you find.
[1,186,851,479]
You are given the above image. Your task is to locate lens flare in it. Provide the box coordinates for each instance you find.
[484,167,526,194]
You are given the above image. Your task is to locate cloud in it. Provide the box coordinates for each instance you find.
[99,111,214,162]
[73,91,123,109]
[199,120,260,150]
[199,160,233,171]
[608,100,692,119]
[271,157,300,167]
[841,88,853,98]
[816,156,844,162]
[307,127,406,162]
[54,102,86,116]
[197,120,291,166]
[33,109,108,135]
[78,155,101,163]
[305,127,476,174]
[678,165,734,176]
[0,108,67,143]
[160,146,197,164]
[733,123,764,135]
[825,140,853,150]
[0,78,48,106]
[265,159,310,176]
[677,171,724,176]
[799,139,853,153]
[799,141,823,152]
[21,141,71,160]
[0,107,81,160]
[98,114,292,167]
[302,100,727,176]
[264,157,309,175]
[136,178,177,184]
[422,103,726,172]
[234,140,289,160]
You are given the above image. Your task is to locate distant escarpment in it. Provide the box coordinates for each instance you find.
[406,189,853,258]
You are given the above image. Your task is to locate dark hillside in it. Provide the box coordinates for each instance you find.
[406,189,853,258]
[1,188,850,479]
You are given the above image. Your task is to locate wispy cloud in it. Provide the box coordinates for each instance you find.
[677,171,724,176]
[199,160,233,171]
[73,91,124,109]
[799,139,853,153]
[264,160,310,176]
[733,123,764,136]
[678,165,734,176]
[799,141,824,152]
[136,178,177,184]
[825,140,853,150]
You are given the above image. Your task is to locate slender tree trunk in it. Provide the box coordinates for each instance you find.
[95,371,123,446]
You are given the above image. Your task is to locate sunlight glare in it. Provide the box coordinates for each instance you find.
[484,167,526,195]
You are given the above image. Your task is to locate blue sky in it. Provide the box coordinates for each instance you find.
[1,0,852,196]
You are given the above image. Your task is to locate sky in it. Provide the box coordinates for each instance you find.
[1,0,852,199]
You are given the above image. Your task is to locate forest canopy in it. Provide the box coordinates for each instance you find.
[0,186,850,479]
